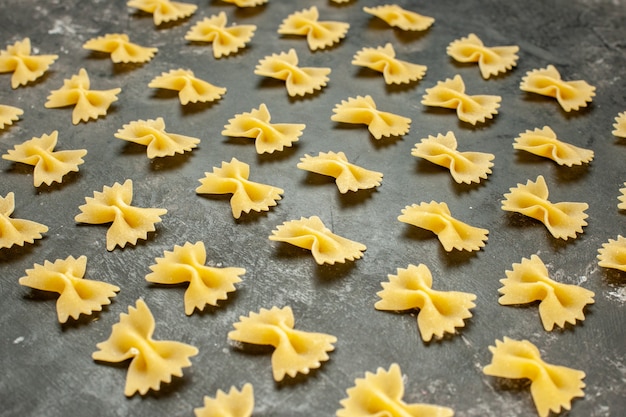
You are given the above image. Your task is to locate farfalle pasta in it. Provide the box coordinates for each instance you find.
[75,179,168,251]
[83,33,157,64]
[194,384,254,417]
[278,6,349,51]
[0,38,58,88]
[127,0,197,25]
[0,104,23,130]
[93,299,198,396]
[446,33,519,79]
[0,192,48,249]
[619,183,626,210]
[269,216,366,265]
[148,69,226,105]
[2,131,87,186]
[501,175,588,240]
[18,255,120,323]
[196,158,283,218]
[331,95,411,139]
[351,43,427,85]
[411,131,494,184]
[228,306,336,382]
[483,337,585,417]
[422,74,501,125]
[520,65,595,112]
[146,242,245,315]
[185,12,256,58]
[613,111,626,138]
[398,201,488,252]
[498,255,594,331]
[597,235,626,272]
[221,0,267,6]
[513,126,594,166]
[363,5,435,31]
[114,117,200,158]
[375,264,476,342]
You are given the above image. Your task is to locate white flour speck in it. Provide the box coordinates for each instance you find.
[13,336,24,344]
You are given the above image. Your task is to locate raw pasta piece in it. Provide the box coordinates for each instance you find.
[146,241,245,315]
[228,306,336,382]
[363,5,435,31]
[483,337,585,417]
[44,68,121,125]
[194,383,254,417]
[0,192,48,249]
[297,151,383,193]
[498,255,594,331]
[446,33,519,79]
[520,65,595,112]
[398,201,488,252]
[2,131,87,186]
[0,38,58,88]
[375,264,476,342]
[127,0,197,25]
[421,74,501,125]
[149,69,226,105]
[75,179,167,251]
[221,103,305,154]
[93,299,198,396]
[18,255,120,323]
[513,126,594,167]
[331,95,411,139]
[269,216,366,265]
[613,111,626,138]
[337,363,454,417]
[501,175,588,240]
[82,33,157,64]
[196,158,283,219]
[254,49,331,97]
[411,131,494,184]
[185,12,256,58]
[277,6,349,51]
[0,104,23,130]
[331,0,351,3]
[597,235,626,272]
[619,183,626,210]
[221,0,267,6]
[351,43,427,85]
[114,117,200,158]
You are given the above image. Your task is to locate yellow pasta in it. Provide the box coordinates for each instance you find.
[228,306,336,382]
[375,264,476,342]
[597,235,626,272]
[351,43,427,85]
[148,69,226,105]
[194,383,254,417]
[269,216,366,265]
[513,126,594,166]
[0,104,23,130]
[146,242,245,315]
[483,337,585,417]
[331,95,411,139]
[421,74,501,125]
[398,201,488,252]
[520,65,595,112]
[501,175,588,240]
[83,33,158,64]
[0,192,48,249]
[44,68,121,125]
[127,0,197,25]
[75,179,168,251]
[613,111,626,138]
[498,255,594,331]
[411,131,494,184]
[278,6,349,51]
[0,38,58,88]
[185,12,256,58]
[18,255,120,323]
[114,117,200,158]
[93,299,199,396]
[221,0,267,6]
[619,182,626,210]
[446,33,519,79]
[337,363,454,417]
[221,103,305,154]
[363,5,435,31]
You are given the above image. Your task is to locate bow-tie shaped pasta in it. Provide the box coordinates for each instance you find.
[513,126,594,167]
[411,131,494,184]
[398,201,488,252]
[352,43,427,85]
[228,306,336,382]
[45,68,121,125]
[0,104,23,129]
[597,235,626,272]
[18,255,119,323]
[422,75,501,125]
[501,175,588,240]
[613,111,626,138]
[114,117,200,158]
[196,158,283,219]
[483,337,585,417]
[93,299,199,396]
[194,383,254,417]
[331,95,411,139]
[221,0,267,6]
[254,49,331,97]
[375,264,476,342]
[127,0,197,25]
[185,12,256,58]
[83,34,157,64]
[221,103,305,154]
[0,38,58,88]
[2,131,87,186]
[446,33,519,79]
[269,216,366,265]
[520,65,595,112]
[337,363,454,417]
[498,255,594,331]
[75,179,168,251]
[619,183,626,210]
[146,242,245,315]
[0,192,48,249]
[297,151,383,193]
[149,69,226,105]
[363,5,435,31]
[278,6,349,51]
